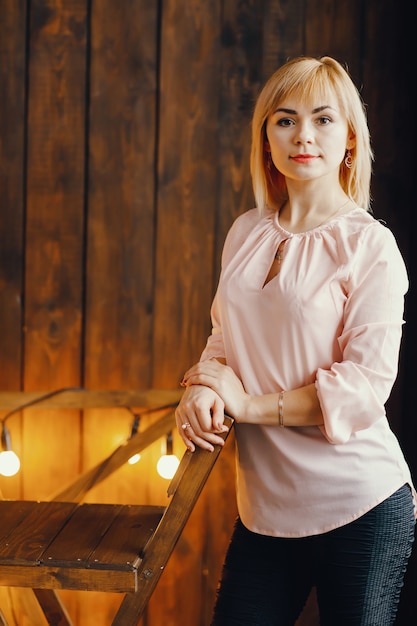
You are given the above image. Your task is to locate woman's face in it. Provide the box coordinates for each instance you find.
[265,93,354,184]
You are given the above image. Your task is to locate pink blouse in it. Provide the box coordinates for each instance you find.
[201,207,416,537]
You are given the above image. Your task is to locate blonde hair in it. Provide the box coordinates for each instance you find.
[250,56,373,212]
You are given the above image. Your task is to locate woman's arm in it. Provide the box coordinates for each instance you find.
[181,359,323,427]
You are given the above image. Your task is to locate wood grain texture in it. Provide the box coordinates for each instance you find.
[0,388,182,410]
[84,0,158,390]
[214,0,261,278]
[152,0,222,387]
[0,0,27,503]
[304,0,363,81]
[262,0,304,78]
[0,0,26,391]
[22,0,87,506]
[24,0,87,390]
[16,3,88,623]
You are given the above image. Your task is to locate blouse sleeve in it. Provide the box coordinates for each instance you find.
[200,289,225,361]
[316,222,409,444]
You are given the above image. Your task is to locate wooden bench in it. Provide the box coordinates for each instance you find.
[0,390,233,625]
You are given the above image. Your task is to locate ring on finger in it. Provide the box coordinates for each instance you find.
[181,422,191,431]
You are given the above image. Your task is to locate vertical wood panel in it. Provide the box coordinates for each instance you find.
[15,2,88,622]
[23,0,87,392]
[304,0,363,83]
[0,2,43,621]
[152,0,222,388]
[77,2,159,622]
[150,1,224,623]
[84,0,158,390]
[0,0,26,390]
[214,0,263,274]
[22,0,87,545]
[0,0,26,501]
[263,0,304,78]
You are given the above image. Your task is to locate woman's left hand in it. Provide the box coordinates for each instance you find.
[181,359,250,420]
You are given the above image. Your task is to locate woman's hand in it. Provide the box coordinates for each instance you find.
[181,358,251,420]
[175,384,228,452]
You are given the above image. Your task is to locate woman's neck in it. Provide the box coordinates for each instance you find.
[278,189,354,233]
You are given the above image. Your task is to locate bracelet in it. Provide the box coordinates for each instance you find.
[278,391,285,427]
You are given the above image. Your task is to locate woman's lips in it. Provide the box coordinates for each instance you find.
[291,154,318,164]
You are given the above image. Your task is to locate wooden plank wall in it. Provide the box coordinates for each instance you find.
[0,0,414,624]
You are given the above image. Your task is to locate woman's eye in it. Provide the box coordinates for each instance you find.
[317,116,332,125]
[277,118,294,127]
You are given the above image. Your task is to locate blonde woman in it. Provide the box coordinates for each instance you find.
[176,56,416,625]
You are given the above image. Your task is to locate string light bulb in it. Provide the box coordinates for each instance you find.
[156,431,179,479]
[128,453,141,465]
[0,424,20,477]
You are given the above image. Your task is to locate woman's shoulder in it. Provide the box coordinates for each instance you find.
[338,209,407,282]
[220,208,264,264]
[231,207,262,230]
[338,208,401,248]
[224,207,263,244]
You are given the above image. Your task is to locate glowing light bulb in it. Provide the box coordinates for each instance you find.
[0,424,20,477]
[156,431,179,479]
[0,450,21,477]
[128,453,141,465]
[156,453,180,479]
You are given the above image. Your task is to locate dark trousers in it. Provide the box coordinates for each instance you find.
[211,484,415,626]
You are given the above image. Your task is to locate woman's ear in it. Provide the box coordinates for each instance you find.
[264,141,271,153]
[346,134,356,151]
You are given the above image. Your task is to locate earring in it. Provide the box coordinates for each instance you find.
[344,150,353,169]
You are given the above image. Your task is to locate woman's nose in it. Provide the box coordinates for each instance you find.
[294,122,313,144]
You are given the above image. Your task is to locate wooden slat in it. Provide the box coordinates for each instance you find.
[262,0,304,77]
[87,506,164,570]
[214,0,261,277]
[304,0,363,82]
[0,0,26,506]
[0,389,183,411]
[0,502,78,564]
[24,0,87,389]
[0,587,58,626]
[84,0,158,389]
[33,589,73,626]
[42,503,124,567]
[112,417,233,624]
[51,409,177,502]
[0,564,137,594]
[0,0,26,392]
[0,503,162,591]
[0,502,76,565]
[0,501,35,543]
[22,0,88,510]
[42,504,162,570]
[152,0,222,387]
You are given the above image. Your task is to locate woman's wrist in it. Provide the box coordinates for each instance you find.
[241,394,279,425]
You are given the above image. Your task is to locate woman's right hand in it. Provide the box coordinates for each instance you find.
[175,384,228,452]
